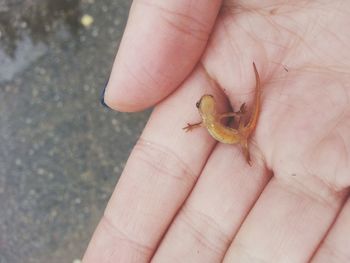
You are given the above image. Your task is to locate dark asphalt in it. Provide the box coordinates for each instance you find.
[0,1,150,262]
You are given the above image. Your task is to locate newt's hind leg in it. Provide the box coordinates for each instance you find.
[219,103,247,121]
[240,138,251,166]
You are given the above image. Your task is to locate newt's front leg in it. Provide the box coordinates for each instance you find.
[183,122,202,132]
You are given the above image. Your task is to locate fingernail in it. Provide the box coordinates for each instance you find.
[100,80,111,109]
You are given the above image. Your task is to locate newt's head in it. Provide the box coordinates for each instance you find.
[196,94,216,117]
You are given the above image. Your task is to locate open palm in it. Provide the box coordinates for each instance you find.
[84,1,350,262]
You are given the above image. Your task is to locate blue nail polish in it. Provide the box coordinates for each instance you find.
[100,80,111,109]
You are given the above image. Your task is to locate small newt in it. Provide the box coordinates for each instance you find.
[183,63,261,165]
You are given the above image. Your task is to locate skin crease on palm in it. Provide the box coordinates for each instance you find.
[84,1,350,263]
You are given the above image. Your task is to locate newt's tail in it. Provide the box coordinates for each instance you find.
[239,63,261,165]
[241,62,261,138]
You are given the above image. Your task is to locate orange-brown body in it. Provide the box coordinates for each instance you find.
[184,63,261,165]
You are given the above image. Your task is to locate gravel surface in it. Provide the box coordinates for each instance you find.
[0,1,150,262]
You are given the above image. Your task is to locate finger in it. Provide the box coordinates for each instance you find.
[104,0,223,112]
[311,196,350,263]
[223,175,348,262]
[83,67,229,263]
[151,143,270,262]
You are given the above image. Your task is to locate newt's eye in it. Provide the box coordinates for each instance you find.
[196,101,200,108]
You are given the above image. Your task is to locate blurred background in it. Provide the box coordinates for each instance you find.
[0,0,150,262]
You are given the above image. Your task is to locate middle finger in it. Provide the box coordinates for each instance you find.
[152,142,270,262]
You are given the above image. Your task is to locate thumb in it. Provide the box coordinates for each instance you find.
[104,0,223,112]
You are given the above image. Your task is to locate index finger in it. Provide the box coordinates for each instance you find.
[104,0,222,112]
[83,67,229,262]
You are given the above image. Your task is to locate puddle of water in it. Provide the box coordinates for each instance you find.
[0,35,47,82]
[0,0,82,83]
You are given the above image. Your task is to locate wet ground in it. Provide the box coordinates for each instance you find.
[0,1,150,262]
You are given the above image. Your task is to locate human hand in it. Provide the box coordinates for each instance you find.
[84,1,350,262]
